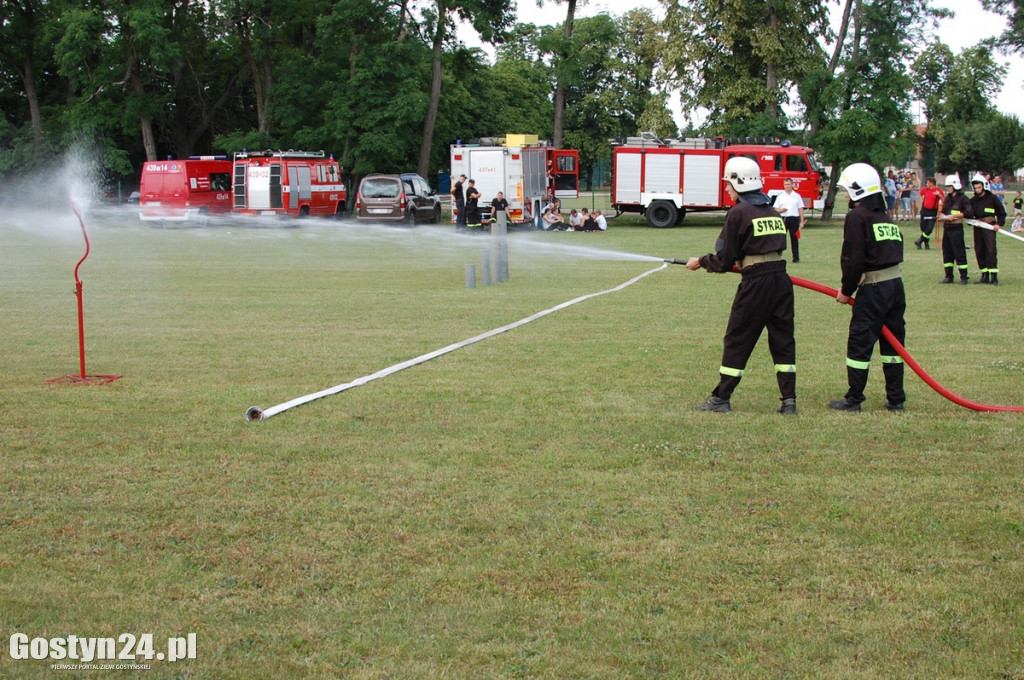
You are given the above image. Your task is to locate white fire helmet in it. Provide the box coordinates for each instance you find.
[722,156,763,192]
[970,173,989,191]
[945,174,962,191]
[836,162,883,201]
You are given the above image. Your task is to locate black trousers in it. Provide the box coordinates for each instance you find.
[919,207,937,240]
[783,216,800,261]
[455,199,466,227]
[713,262,796,401]
[844,278,906,405]
[942,226,968,276]
[974,226,998,272]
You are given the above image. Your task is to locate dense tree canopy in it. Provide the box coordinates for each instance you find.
[0,0,1021,198]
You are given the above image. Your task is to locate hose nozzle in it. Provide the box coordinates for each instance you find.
[664,258,688,265]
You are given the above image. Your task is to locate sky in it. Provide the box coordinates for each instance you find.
[462,0,1024,125]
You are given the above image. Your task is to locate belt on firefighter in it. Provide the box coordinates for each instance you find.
[860,264,902,285]
[740,252,783,268]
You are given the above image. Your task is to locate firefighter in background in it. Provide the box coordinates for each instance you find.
[452,174,467,232]
[464,179,483,231]
[828,163,906,413]
[685,157,796,415]
[969,173,1007,285]
[915,176,944,250]
[938,174,972,284]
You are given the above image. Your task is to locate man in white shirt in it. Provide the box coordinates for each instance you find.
[774,178,805,262]
[594,209,608,231]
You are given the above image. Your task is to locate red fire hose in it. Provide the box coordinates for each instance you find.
[790,274,1024,413]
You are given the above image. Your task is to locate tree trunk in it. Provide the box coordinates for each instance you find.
[829,0,856,73]
[766,5,778,119]
[239,19,272,136]
[821,0,862,220]
[552,0,577,148]
[22,53,44,146]
[417,0,446,178]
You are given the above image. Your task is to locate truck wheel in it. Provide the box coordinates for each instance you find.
[675,206,687,225]
[432,205,442,223]
[335,203,347,219]
[646,201,677,228]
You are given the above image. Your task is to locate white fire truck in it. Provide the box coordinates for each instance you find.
[232,149,347,217]
[611,134,824,228]
[450,135,579,227]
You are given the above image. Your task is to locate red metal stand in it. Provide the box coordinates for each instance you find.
[46,202,121,386]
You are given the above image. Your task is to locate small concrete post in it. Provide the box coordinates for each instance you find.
[493,210,509,282]
[480,249,491,286]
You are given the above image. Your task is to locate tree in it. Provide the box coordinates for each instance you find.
[540,0,587,148]
[416,0,515,177]
[661,0,829,136]
[802,0,943,218]
[981,0,1024,54]
[912,44,1012,179]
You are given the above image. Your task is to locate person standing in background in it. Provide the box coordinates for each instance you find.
[452,174,467,232]
[969,174,1006,285]
[938,175,972,284]
[774,178,805,263]
[915,176,944,250]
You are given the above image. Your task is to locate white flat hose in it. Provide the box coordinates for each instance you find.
[246,262,668,421]
[965,218,1024,243]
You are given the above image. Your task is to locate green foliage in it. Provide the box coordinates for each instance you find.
[662,0,829,136]
[807,0,921,181]
[913,43,1021,176]
[981,0,1024,54]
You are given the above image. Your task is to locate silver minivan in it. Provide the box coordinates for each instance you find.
[355,173,442,224]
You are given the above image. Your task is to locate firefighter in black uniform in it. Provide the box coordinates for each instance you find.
[969,173,1007,285]
[464,179,483,231]
[452,174,467,232]
[828,163,906,413]
[938,175,972,284]
[685,157,796,415]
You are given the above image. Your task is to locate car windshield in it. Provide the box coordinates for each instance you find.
[362,178,400,198]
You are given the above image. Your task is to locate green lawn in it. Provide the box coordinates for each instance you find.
[2,205,1022,679]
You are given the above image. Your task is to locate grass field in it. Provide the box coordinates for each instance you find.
[2,203,1023,679]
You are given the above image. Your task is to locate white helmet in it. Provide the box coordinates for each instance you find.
[970,173,989,191]
[836,162,883,201]
[722,156,762,192]
[945,174,962,191]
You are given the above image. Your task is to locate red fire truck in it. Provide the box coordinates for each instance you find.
[611,134,824,227]
[232,149,347,217]
[450,135,579,227]
[138,156,233,222]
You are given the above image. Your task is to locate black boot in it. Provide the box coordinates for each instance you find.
[828,397,862,412]
[991,273,1000,286]
[777,398,797,415]
[976,272,990,284]
[914,237,922,250]
[694,395,731,413]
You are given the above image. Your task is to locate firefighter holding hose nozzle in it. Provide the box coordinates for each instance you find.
[684,157,797,415]
[969,173,1006,285]
[828,163,906,413]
